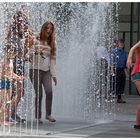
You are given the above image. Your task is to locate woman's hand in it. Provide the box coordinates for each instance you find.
[24,35,34,48]
[52,77,57,86]
[17,76,24,82]
[35,48,43,54]
[127,57,132,69]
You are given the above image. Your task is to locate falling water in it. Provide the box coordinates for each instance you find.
[0,2,118,136]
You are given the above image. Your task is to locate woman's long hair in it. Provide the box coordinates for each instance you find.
[39,21,56,56]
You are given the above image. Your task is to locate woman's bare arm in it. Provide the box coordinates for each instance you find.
[127,41,140,68]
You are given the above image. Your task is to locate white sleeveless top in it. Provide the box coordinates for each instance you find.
[28,39,56,77]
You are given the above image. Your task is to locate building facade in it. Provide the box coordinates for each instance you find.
[119,3,140,95]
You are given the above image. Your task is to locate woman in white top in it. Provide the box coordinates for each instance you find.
[29,21,57,124]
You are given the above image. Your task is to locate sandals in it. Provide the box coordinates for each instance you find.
[117,99,126,103]
[46,116,56,122]
[11,113,26,123]
[36,119,43,124]
[134,125,140,129]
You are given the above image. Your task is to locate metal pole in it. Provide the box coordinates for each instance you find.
[129,3,134,95]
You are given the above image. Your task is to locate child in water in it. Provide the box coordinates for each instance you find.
[0,44,24,125]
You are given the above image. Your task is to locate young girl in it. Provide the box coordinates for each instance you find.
[127,40,140,129]
[0,44,24,125]
[29,21,57,124]
[6,10,30,123]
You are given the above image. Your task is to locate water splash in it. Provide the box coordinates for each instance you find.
[0,2,118,136]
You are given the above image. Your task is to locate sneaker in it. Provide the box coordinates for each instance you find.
[11,114,26,123]
[117,99,126,103]
[8,117,18,124]
[134,125,140,129]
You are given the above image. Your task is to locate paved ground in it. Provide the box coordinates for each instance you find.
[0,95,140,138]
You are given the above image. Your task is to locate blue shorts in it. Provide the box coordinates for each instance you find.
[0,79,11,90]
[131,73,140,82]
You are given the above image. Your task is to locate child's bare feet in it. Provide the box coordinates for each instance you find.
[0,121,11,126]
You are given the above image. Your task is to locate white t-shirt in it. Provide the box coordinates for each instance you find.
[29,39,56,77]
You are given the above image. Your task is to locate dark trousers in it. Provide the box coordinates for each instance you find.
[29,69,53,119]
[116,68,126,95]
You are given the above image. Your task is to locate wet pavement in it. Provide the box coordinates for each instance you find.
[0,95,140,138]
